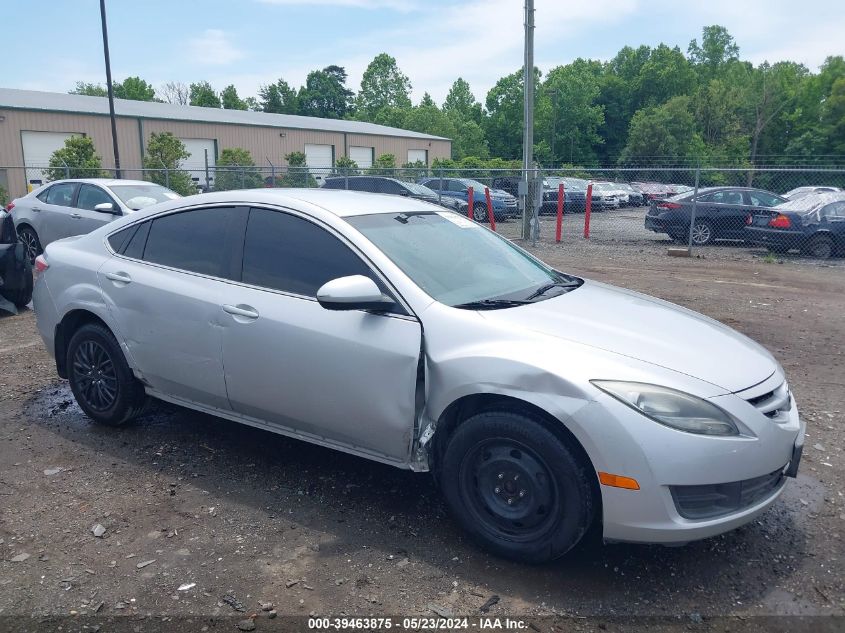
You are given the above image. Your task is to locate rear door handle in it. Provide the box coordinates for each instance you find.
[105,271,131,284]
[32,207,42,212]
[70,213,82,219]
[222,304,259,320]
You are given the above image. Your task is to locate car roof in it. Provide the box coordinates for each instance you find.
[125,188,444,219]
[40,178,156,187]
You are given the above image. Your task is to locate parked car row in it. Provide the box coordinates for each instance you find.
[322,176,470,216]
[645,186,845,257]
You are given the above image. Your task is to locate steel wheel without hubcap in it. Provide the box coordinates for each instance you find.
[72,340,119,412]
[690,221,713,245]
[460,438,559,543]
[17,227,40,264]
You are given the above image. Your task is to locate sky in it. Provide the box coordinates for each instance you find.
[4,0,844,105]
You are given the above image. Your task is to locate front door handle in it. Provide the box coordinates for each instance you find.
[32,207,42,212]
[105,271,131,284]
[70,213,82,219]
[222,304,259,320]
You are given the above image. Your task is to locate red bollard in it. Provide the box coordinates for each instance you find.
[584,183,593,239]
[555,183,564,242]
[467,186,474,220]
[485,187,496,231]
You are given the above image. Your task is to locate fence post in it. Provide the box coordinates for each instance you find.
[240,165,245,190]
[485,187,496,231]
[467,186,474,220]
[344,166,349,190]
[62,160,70,178]
[687,166,701,251]
[267,158,276,187]
[555,182,564,242]
[438,168,443,205]
[204,149,210,191]
[584,183,593,239]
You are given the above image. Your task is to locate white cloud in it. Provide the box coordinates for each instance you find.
[187,29,246,66]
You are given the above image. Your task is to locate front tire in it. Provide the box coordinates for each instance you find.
[439,411,595,563]
[67,323,147,426]
[0,261,33,307]
[17,226,41,264]
[472,203,488,222]
[690,219,715,245]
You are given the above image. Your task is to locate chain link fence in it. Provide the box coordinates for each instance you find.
[3,164,844,263]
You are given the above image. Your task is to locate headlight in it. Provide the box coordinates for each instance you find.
[591,381,740,436]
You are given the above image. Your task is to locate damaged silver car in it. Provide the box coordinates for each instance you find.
[31,189,804,562]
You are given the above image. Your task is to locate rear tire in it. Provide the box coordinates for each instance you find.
[690,219,715,245]
[802,234,833,259]
[439,411,595,563]
[67,323,147,426]
[0,262,33,307]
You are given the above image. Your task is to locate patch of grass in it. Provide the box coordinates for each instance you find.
[762,253,778,264]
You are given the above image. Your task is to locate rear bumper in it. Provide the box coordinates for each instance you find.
[744,227,807,248]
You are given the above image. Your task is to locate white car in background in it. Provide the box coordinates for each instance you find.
[8,179,181,262]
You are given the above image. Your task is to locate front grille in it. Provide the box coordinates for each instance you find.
[671,468,785,520]
[744,381,791,421]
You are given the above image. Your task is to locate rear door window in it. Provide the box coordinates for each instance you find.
[142,206,245,278]
[45,183,77,207]
[748,191,783,207]
[822,202,845,220]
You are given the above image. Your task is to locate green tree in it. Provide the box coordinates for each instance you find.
[539,60,605,165]
[619,96,705,165]
[688,25,740,81]
[189,81,221,108]
[484,69,542,160]
[356,53,412,117]
[635,44,697,107]
[143,132,194,195]
[214,147,262,191]
[46,136,104,181]
[334,156,360,175]
[113,76,157,101]
[280,151,317,187]
[259,79,299,114]
[298,65,354,118]
[220,84,248,110]
[70,82,107,97]
[370,153,396,175]
[443,78,483,124]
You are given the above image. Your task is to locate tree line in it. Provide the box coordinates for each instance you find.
[69,25,844,167]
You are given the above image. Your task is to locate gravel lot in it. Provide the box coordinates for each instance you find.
[1,243,843,631]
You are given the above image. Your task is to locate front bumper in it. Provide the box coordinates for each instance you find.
[577,377,804,544]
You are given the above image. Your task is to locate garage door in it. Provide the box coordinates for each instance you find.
[407,149,428,165]
[179,138,216,189]
[21,131,80,190]
[349,146,374,169]
[304,144,334,183]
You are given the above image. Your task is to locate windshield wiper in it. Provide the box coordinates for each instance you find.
[453,299,531,310]
[523,281,580,301]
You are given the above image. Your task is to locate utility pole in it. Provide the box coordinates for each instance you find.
[100,0,121,178]
[521,0,535,240]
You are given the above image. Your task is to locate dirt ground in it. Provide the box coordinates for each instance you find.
[1,246,844,632]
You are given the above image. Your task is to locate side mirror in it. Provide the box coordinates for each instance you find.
[94,202,117,214]
[316,275,395,312]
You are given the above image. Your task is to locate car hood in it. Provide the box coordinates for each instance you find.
[479,280,775,393]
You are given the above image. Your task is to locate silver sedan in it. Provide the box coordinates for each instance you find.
[10,178,181,263]
[30,189,804,562]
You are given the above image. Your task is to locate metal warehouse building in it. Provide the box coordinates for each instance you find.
[0,88,451,198]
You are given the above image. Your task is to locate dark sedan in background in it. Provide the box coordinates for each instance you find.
[745,191,845,259]
[645,186,787,245]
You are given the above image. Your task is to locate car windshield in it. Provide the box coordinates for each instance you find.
[563,178,587,190]
[402,181,437,196]
[460,179,489,191]
[347,211,580,307]
[108,184,180,210]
